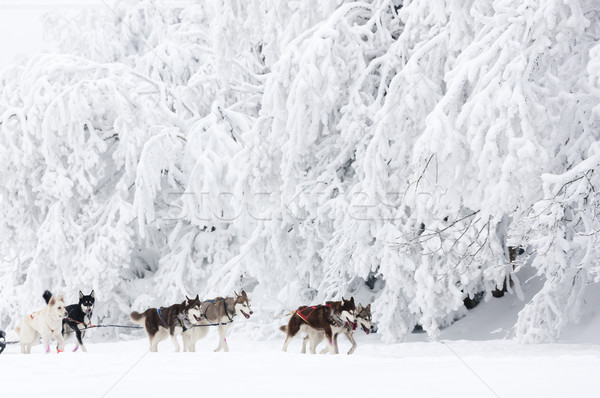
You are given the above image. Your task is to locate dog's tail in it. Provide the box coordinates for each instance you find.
[15,326,20,337]
[130,311,146,324]
[279,325,287,333]
[42,290,53,304]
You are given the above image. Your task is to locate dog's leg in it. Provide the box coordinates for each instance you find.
[171,334,181,352]
[183,332,193,352]
[309,336,317,354]
[214,335,222,352]
[333,331,340,354]
[183,332,197,353]
[75,327,87,352]
[154,329,169,352]
[72,327,80,352]
[301,336,308,354]
[345,331,357,355]
[148,329,160,352]
[41,333,51,354]
[182,333,188,352]
[306,329,322,354]
[323,326,336,355]
[282,335,294,352]
[215,325,229,352]
[55,331,66,353]
[149,334,158,352]
[282,319,301,352]
[187,339,196,353]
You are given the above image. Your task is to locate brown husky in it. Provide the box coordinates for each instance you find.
[302,303,371,355]
[182,290,253,352]
[130,295,202,352]
[281,297,357,354]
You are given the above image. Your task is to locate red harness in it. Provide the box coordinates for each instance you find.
[295,304,332,324]
[295,306,317,323]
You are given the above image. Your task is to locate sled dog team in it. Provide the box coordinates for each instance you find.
[14,290,372,355]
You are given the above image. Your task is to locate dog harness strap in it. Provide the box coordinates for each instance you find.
[157,308,168,327]
[222,299,234,322]
[296,306,317,324]
[179,318,188,332]
[66,316,94,329]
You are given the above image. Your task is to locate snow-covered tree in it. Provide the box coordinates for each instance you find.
[1,0,599,344]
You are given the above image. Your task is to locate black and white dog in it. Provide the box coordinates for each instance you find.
[44,290,95,352]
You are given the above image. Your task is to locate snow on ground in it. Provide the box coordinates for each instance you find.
[2,270,599,398]
[1,331,598,398]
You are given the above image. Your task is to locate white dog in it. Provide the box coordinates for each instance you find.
[16,291,67,354]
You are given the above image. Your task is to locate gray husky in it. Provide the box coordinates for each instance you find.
[302,303,371,355]
[182,291,252,352]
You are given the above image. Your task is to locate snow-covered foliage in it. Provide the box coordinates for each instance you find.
[1,0,599,343]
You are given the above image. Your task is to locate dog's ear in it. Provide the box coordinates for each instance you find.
[79,291,83,299]
[234,291,239,297]
[186,295,191,301]
[342,296,346,302]
[49,296,56,306]
[366,304,371,311]
[58,294,64,302]
[357,304,363,312]
[350,297,354,304]
[90,290,95,298]
[195,294,199,301]
[241,290,247,298]
[184,298,189,306]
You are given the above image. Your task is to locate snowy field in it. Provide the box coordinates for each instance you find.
[2,274,600,397]
[1,331,599,398]
[3,285,600,398]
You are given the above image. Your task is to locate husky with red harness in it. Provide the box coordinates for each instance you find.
[15,290,68,354]
[302,303,371,355]
[281,297,356,354]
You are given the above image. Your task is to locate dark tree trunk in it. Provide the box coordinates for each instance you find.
[492,246,519,298]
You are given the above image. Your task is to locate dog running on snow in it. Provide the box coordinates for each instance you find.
[130,295,203,352]
[43,290,95,352]
[183,290,253,352]
[302,303,372,355]
[16,290,67,354]
[281,297,357,354]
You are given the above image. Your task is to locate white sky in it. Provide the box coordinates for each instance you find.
[0,1,101,68]
[0,1,195,68]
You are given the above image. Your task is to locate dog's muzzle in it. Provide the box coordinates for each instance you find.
[361,323,370,334]
[241,310,251,319]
